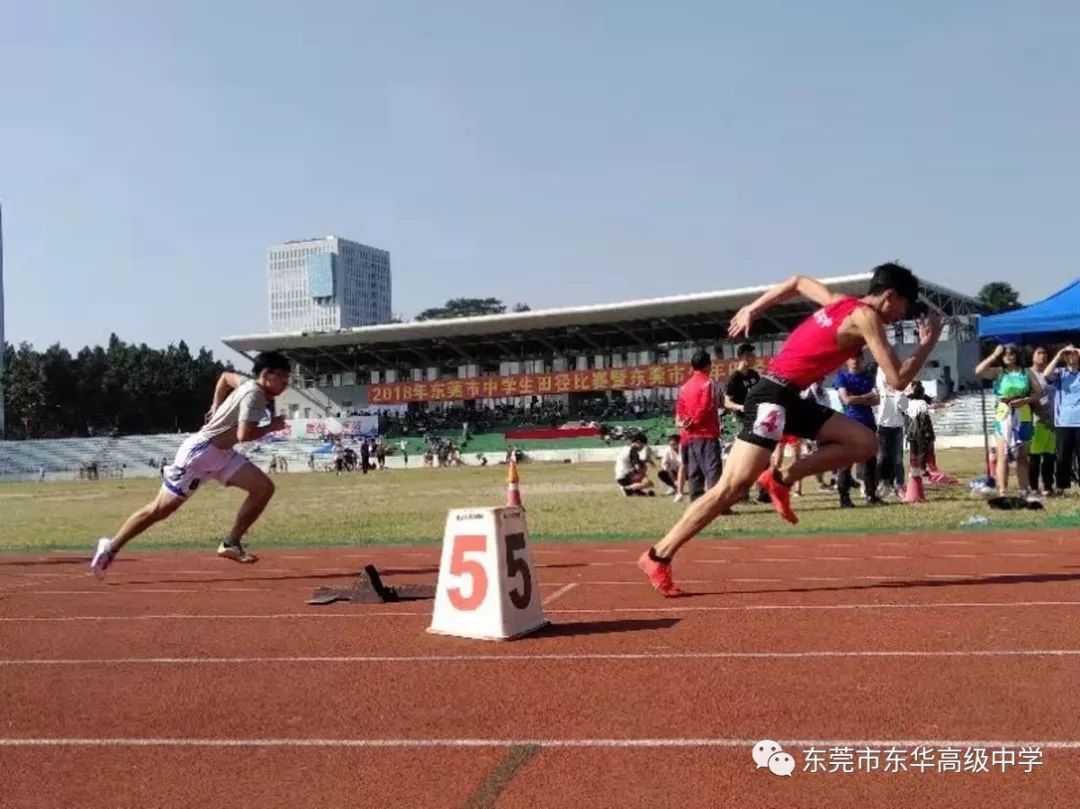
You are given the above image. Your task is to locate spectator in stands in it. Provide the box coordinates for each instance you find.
[1044,345,1080,494]
[658,435,683,496]
[1029,346,1056,496]
[615,433,656,496]
[90,351,292,576]
[677,350,724,501]
[976,343,1042,497]
[836,352,883,507]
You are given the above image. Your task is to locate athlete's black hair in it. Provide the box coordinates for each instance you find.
[868,262,922,314]
[690,350,712,371]
[737,343,756,358]
[252,351,291,377]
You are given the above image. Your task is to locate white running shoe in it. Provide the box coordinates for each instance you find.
[217,541,258,563]
[90,537,115,578]
[673,492,685,503]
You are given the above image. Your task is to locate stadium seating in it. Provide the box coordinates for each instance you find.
[0,394,995,480]
[0,434,186,480]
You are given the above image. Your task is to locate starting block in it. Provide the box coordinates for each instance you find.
[428,506,548,641]
[307,564,436,605]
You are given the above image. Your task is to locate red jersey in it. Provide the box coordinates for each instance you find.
[765,296,866,388]
[676,370,722,441]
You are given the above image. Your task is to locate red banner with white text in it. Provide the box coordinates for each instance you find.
[368,358,769,404]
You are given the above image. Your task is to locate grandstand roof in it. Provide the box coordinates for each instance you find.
[223,273,983,371]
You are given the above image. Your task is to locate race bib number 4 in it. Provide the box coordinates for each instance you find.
[753,403,786,441]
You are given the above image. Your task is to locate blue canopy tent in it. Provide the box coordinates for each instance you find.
[977,278,1080,342]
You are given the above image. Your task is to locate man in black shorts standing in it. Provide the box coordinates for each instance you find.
[723,344,766,501]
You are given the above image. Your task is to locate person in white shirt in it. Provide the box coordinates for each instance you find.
[614,433,656,496]
[801,379,835,490]
[658,435,683,496]
[875,365,907,496]
[90,351,291,577]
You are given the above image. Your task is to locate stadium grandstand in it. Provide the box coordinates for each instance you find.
[214,273,986,460]
[0,272,990,481]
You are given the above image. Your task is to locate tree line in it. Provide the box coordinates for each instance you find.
[1,334,232,439]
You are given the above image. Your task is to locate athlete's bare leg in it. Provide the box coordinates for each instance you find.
[651,415,877,559]
[777,416,878,488]
[108,489,185,554]
[224,462,276,543]
[652,439,772,558]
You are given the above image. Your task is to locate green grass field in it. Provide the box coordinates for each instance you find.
[1,449,1076,554]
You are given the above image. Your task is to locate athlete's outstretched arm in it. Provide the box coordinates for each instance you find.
[854,307,942,391]
[728,275,841,338]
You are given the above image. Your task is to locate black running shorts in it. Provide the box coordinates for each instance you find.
[738,376,836,450]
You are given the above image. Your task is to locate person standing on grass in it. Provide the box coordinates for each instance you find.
[639,263,941,596]
[835,352,883,507]
[1029,346,1057,496]
[875,362,906,497]
[723,343,765,502]
[801,377,837,490]
[1043,345,1080,493]
[89,352,291,577]
[675,350,725,502]
[975,344,1042,497]
[672,419,689,503]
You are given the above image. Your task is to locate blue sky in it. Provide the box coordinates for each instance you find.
[2,0,1078,358]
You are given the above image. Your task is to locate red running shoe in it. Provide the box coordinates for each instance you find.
[638,551,684,598]
[757,469,799,524]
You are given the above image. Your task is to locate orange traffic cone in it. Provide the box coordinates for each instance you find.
[903,467,926,503]
[507,458,523,507]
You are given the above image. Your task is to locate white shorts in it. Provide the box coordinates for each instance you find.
[162,435,249,499]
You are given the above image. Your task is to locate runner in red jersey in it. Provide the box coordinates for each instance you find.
[639,263,943,596]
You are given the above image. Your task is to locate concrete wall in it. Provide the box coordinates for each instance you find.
[275,384,369,418]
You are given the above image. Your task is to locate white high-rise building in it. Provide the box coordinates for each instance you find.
[267,236,391,332]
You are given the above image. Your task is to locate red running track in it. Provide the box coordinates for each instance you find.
[2,530,1080,807]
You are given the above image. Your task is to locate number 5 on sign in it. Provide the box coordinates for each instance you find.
[429,507,548,640]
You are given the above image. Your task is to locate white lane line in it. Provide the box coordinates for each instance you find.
[0,736,1076,749]
[542,583,579,606]
[2,581,729,597]
[4,649,1080,666]
[5,600,1080,622]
